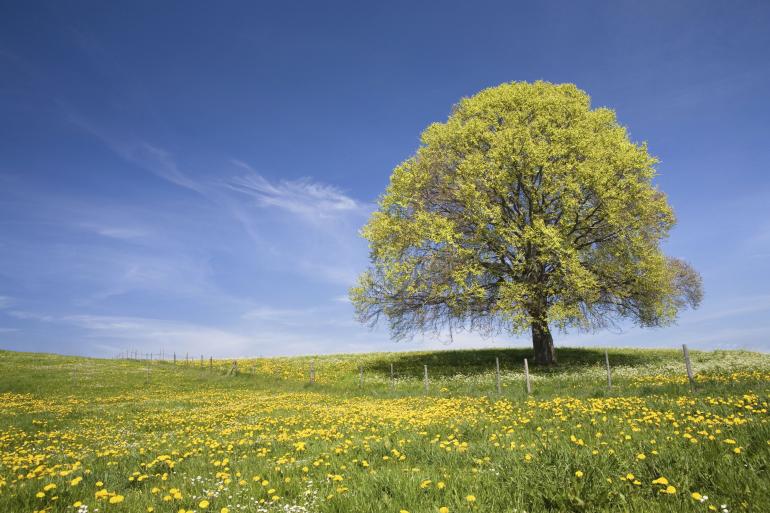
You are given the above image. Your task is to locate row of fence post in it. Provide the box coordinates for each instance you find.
[126,344,699,394]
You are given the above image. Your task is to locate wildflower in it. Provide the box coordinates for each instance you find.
[652,477,669,485]
[439,508,449,513]
[466,495,476,502]
[221,509,230,513]
[636,453,646,460]
[44,483,57,491]
[437,481,446,489]
[109,495,125,503]
[199,499,210,509]
[575,471,584,478]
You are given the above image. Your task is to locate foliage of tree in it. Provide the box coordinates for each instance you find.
[351,81,702,364]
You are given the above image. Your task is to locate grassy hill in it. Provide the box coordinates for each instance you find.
[0,347,768,513]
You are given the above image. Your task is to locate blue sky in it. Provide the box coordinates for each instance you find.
[1,1,769,357]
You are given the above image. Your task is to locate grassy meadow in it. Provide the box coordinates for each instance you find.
[0,347,768,513]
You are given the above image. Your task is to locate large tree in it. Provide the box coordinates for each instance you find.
[350,81,702,364]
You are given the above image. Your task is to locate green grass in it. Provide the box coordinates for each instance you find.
[0,347,768,513]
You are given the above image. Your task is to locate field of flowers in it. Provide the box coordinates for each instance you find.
[0,347,768,513]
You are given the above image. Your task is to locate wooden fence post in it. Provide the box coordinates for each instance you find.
[495,357,501,394]
[423,364,429,394]
[682,344,696,391]
[524,358,531,394]
[309,359,315,385]
[359,364,364,388]
[186,352,189,365]
[209,356,213,370]
[604,349,612,390]
[173,352,176,365]
[390,363,395,390]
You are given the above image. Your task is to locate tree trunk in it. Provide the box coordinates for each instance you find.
[531,318,556,365]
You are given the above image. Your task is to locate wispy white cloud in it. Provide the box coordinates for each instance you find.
[7,311,253,356]
[8,310,55,322]
[226,160,364,219]
[3,308,387,357]
[67,115,205,194]
[241,306,315,323]
[63,314,252,354]
[81,224,152,240]
[122,142,205,193]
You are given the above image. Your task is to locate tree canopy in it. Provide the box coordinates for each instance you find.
[350,81,702,364]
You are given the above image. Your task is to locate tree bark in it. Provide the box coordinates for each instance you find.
[531,317,556,365]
